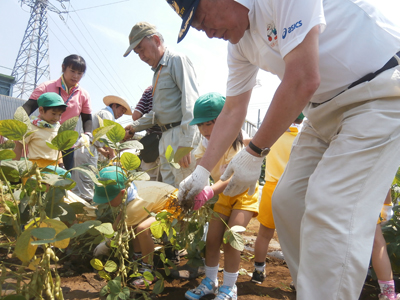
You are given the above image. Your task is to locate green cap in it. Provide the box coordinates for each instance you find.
[190,92,225,126]
[42,165,71,179]
[93,166,126,204]
[297,112,305,120]
[37,92,67,108]
[123,22,158,57]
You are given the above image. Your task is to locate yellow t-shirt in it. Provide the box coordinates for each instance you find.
[24,123,60,161]
[264,125,299,182]
[194,131,246,182]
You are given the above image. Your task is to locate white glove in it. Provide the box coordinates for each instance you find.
[380,204,394,224]
[93,240,111,257]
[220,148,264,197]
[178,165,210,201]
[75,132,93,154]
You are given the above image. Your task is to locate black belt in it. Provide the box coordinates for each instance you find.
[314,51,400,106]
[159,121,181,132]
[348,51,400,89]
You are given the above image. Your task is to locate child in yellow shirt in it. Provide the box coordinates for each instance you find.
[14,92,67,168]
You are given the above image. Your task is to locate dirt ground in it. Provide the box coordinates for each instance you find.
[58,219,383,300]
[0,218,388,300]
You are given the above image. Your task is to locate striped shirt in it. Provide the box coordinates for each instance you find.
[135,86,161,134]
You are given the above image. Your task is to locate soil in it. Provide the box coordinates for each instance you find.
[0,218,388,300]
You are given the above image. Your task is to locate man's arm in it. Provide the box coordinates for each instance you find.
[178,26,321,200]
[220,26,320,197]
[250,26,320,153]
[199,89,252,172]
[132,110,143,121]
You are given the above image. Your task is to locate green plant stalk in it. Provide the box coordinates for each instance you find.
[21,136,29,173]
[0,168,21,236]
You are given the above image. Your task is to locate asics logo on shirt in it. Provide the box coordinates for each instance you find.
[282,20,303,39]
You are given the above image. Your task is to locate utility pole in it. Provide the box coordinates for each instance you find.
[11,0,69,99]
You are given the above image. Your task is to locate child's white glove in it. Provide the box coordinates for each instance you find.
[93,238,111,257]
[178,165,210,201]
[221,148,264,197]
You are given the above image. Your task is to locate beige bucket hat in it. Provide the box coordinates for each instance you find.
[103,95,132,115]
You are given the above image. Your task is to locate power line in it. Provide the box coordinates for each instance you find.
[68,2,137,104]
[0,66,13,71]
[64,0,131,13]
[48,13,127,97]
[47,24,110,97]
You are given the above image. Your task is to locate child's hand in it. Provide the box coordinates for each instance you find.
[193,186,214,210]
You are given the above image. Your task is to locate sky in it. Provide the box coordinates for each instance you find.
[0,0,397,128]
[0,0,279,128]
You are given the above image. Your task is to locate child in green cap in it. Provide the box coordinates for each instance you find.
[14,92,67,169]
[92,166,177,287]
[185,92,258,300]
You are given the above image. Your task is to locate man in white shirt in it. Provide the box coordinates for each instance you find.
[165,0,400,299]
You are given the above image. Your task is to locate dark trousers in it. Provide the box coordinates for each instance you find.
[62,148,75,170]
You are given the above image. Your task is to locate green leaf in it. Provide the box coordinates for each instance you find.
[94,222,115,236]
[155,211,171,221]
[46,141,59,151]
[108,278,122,295]
[50,130,79,151]
[3,295,27,300]
[100,285,110,297]
[44,187,66,205]
[98,177,117,187]
[99,270,111,282]
[150,221,165,239]
[174,147,193,164]
[0,149,16,160]
[15,228,37,263]
[55,228,76,241]
[71,220,101,238]
[104,260,118,272]
[70,166,101,185]
[165,145,174,163]
[142,271,154,281]
[68,202,86,214]
[31,227,56,240]
[0,119,28,140]
[120,152,141,171]
[129,170,150,181]
[0,139,16,150]
[93,125,115,143]
[104,119,125,144]
[53,178,76,190]
[118,292,126,300]
[0,160,32,182]
[223,229,245,251]
[152,277,164,294]
[91,258,104,271]
[14,106,32,131]
[119,140,144,150]
[122,287,130,297]
[59,116,78,133]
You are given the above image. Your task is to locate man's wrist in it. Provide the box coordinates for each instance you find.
[248,141,270,157]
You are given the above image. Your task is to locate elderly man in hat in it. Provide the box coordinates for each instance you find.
[123,22,200,188]
[165,0,400,300]
[71,95,132,201]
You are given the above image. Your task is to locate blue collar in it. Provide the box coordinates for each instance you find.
[105,106,115,119]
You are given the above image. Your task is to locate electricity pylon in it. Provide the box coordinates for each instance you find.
[11,0,69,99]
